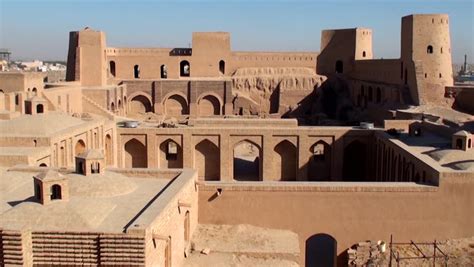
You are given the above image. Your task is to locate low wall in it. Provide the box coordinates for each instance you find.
[197,177,474,266]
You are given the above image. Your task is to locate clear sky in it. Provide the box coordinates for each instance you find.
[0,0,473,63]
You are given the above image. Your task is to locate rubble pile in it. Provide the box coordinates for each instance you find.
[348,240,387,267]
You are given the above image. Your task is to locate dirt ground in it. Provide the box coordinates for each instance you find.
[380,236,474,267]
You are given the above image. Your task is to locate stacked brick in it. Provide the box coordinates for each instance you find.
[28,231,145,266]
[348,240,387,267]
[0,230,24,265]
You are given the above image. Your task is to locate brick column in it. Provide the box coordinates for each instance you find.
[146,133,157,168]
[262,135,275,181]
[297,135,311,181]
[220,133,232,181]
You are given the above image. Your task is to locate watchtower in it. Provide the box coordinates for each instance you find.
[401,14,453,104]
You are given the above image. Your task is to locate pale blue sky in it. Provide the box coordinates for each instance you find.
[0,0,473,63]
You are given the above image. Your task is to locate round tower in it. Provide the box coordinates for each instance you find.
[401,14,453,104]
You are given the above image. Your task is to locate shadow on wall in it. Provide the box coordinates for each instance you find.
[282,75,360,125]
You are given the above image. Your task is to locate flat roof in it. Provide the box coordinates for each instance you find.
[0,169,180,233]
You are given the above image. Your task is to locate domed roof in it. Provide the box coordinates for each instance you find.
[27,95,46,102]
[68,171,137,197]
[76,149,104,159]
[453,130,470,137]
[34,170,65,182]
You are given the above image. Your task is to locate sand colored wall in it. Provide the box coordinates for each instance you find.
[66,28,107,86]
[0,72,44,94]
[117,123,379,182]
[317,28,372,75]
[137,170,199,267]
[401,14,453,105]
[197,173,473,266]
[42,86,83,114]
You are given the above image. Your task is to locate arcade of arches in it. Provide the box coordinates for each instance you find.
[116,129,435,184]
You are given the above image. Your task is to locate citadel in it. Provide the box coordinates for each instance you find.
[0,14,473,266]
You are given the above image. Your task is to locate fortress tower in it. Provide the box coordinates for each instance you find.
[66,28,107,86]
[401,14,453,104]
[317,28,373,75]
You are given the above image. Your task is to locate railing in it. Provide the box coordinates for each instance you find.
[389,235,448,267]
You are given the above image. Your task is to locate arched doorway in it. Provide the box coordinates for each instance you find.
[75,139,86,156]
[195,139,220,181]
[306,234,337,267]
[110,61,116,77]
[376,87,382,103]
[233,140,261,181]
[198,95,220,116]
[161,64,167,79]
[51,184,62,200]
[274,140,297,181]
[335,60,343,73]
[159,139,183,168]
[219,60,225,75]
[130,95,152,115]
[308,141,332,181]
[124,138,147,168]
[343,140,367,181]
[36,104,44,114]
[134,65,140,78]
[164,94,188,116]
[105,134,113,166]
[180,60,190,77]
[39,163,47,167]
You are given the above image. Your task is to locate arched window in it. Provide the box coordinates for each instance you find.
[51,184,62,200]
[180,60,190,77]
[39,163,47,167]
[376,87,382,103]
[36,104,44,114]
[15,94,19,105]
[219,60,225,75]
[456,138,463,149]
[362,51,366,58]
[440,47,443,54]
[134,65,140,78]
[368,87,373,102]
[161,64,167,79]
[335,60,343,73]
[439,73,442,78]
[110,61,116,77]
[32,88,37,95]
[427,45,433,54]
[468,139,472,148]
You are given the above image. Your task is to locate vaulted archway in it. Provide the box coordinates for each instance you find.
[159,139,183,168]
[274,140,297,181]
[233,140,261,181]
[343,140,367,181]
[308,141,332,181]
[130,94,152,115]
[198,95,221,116]
[75,139,86,156]
[164,94,188,116]
[195,139,220,181]
[124,138,147,168]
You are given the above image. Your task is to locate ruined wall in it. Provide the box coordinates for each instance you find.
[317,28,372,76]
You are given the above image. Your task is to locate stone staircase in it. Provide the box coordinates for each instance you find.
[82,95,116,120]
